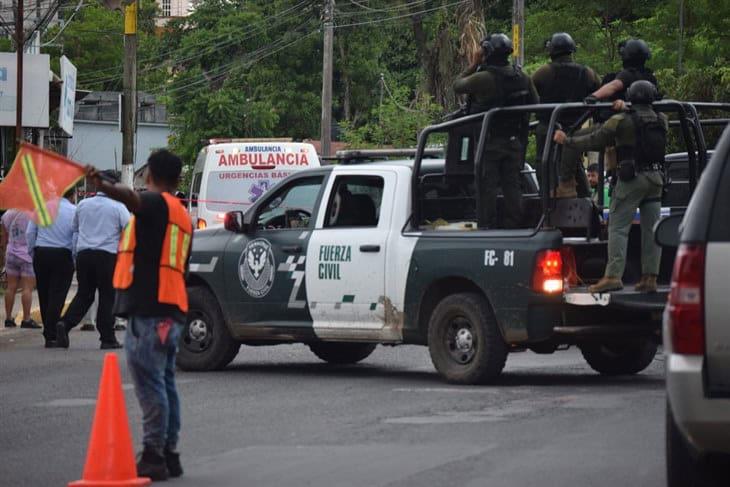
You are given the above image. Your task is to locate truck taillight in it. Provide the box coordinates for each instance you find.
[667,244,705,355]
[197,218,207,230]
[560,246,578,288]
[533,250,563,294]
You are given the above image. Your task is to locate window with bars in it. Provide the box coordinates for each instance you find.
[161,0,171,17]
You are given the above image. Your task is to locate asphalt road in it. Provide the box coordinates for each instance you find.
[0,327,667,487]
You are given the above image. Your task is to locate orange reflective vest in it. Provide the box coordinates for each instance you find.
[113,192,193,313]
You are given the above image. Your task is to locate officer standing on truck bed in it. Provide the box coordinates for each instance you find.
[554,80,666,294]
[588,39,658,103]
[532,32,601,199]
[453,33,539,229]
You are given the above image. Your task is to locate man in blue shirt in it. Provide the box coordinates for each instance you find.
[56,171,130,349]
[26,189,78,348]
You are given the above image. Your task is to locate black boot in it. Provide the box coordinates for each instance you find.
[164,448,183,478]
[137,447,169,481]
[56,322,70,349]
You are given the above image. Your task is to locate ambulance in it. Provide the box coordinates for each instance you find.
[188,138,320,229]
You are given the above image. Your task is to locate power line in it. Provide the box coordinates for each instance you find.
[145,20,319,97]
[339,0,430,16]
[334,0,468,28]
[80,8,316,87]
[77,0,313,81]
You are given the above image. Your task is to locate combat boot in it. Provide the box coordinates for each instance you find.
[635,274,658,293]
[589,276,623,294]
[553,179,578,199]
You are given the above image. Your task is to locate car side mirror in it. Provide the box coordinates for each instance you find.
[654,214,683,248]
[224,211,246,233]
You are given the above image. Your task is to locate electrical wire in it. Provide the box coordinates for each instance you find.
[41,0,83,46]
[81,8,313,86]
[339,0,430,17]
[78,0,313,81]
[145,20,319,97]
[335,0,468,28]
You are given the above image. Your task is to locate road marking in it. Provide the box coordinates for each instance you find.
[392,387,499,394]
[36,398,96,407]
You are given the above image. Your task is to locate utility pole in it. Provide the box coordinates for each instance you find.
[320,0,334,158]
[511,0,524,66]
[677,0,685,72]
[15,0,24,158]
[121,0,137,187]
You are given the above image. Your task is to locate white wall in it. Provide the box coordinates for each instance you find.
[67,120,170,172]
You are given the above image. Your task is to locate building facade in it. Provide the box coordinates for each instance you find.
[156,0,193,26]
[68,91,170,173]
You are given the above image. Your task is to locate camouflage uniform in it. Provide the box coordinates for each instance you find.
[563,105,666,280]
[532,54,601,197]
[453,63,539,228]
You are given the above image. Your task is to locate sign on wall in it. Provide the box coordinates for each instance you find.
[59,56,77,135]
[0,53,50,128]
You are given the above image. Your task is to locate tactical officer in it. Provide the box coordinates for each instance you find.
[554,80,666,294]
[532,32,601,198]
[453,33,539,229]
[589,39,658,103]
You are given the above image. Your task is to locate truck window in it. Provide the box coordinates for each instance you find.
[190,172,202,208]
[256,176,323,230]
[324,176,384,228]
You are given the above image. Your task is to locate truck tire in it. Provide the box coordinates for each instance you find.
[309,342,377,364]
[177,286,240,371]
[427,292,507,385]
[580,339,657,375]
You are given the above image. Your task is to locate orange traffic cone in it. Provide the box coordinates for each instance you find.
[69,353,151,487]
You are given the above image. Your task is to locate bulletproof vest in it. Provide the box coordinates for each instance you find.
[537,62,590,124]
[616,109,667,169]
[470,65,531,137]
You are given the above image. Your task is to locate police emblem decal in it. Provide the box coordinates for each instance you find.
[239,239,275,298]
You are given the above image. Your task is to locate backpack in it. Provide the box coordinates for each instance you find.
[630,111,667,168]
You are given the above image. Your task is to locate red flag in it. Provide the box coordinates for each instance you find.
[0,143,85,227]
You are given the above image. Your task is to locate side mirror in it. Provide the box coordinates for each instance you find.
[223,211,246,233]
[654,214,683,248]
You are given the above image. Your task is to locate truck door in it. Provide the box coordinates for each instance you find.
[306,171,395,336]
[224,175,325,326]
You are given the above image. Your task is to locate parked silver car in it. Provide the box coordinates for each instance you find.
[658,124,730,487]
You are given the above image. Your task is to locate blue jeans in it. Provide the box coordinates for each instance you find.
[125,316,182,452]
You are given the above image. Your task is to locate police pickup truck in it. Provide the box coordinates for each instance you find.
[180,101,715,384]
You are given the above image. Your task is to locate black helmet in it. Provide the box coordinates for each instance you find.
[627,80,658,104]
[546,32,576,57]
[619,39,651,64]
[481,33,513,59]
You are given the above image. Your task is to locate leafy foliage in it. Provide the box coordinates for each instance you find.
[31,0,730,164]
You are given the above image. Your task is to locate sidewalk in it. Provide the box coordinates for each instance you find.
[0,283,77,336]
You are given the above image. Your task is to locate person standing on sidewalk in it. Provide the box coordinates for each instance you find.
[56,171,130,350]
[87,150,192,481]
[26,190,77,348]
[1,209,40,329]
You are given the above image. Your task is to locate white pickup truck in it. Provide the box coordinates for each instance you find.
[180,101,711,385]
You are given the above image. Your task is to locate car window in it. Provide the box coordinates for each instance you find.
[325,176,384,228]
[256,176,323,230]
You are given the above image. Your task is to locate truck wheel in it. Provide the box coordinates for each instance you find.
[309,342,377,364]
[177,287,240,371]
[580,339,657,375]
[427,292,507,385]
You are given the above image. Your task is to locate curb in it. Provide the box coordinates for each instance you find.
[2,301,71,328]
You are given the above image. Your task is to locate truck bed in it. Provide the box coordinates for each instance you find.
[564,286,670,312]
